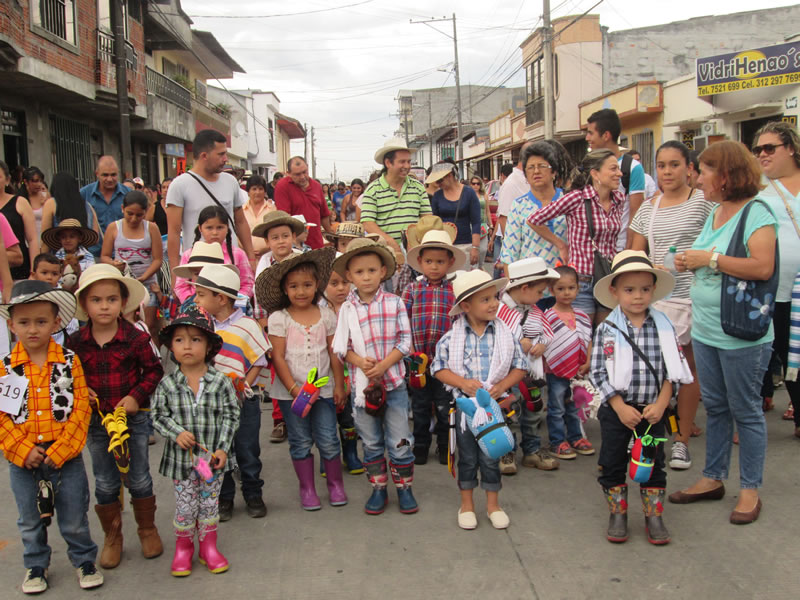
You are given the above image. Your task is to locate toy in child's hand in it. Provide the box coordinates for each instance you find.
[518,376,544,412]
[60,254,82,292]
[629,424,668,483]
[404,352,429,388]
[571,378,602,423]
[192,445,219,484]
[363,382,386,417]
[225,373,253,407]
[455,388,515,460]
[101,406,131,482]
[291,368,329,418]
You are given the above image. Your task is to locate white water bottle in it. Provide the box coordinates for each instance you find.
[663,246,678,273]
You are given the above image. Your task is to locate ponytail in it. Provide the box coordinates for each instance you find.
[570,149,616,189]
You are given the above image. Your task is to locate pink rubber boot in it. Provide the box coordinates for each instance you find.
[322,457,348,506]
[197,525,229,574]
[170,529,194,577]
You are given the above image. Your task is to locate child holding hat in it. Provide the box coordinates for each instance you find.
[590,250,692,545]
[432,270,527,530]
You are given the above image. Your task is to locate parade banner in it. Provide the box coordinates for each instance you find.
[696,41,800,97]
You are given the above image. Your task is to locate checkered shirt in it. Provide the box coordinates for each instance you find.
[401,277,455,359]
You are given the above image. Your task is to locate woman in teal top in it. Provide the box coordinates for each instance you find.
[670,141,776,525]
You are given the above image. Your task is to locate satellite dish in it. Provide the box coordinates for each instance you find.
[234,121,246,137]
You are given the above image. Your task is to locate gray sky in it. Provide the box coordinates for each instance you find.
[182,0,798,180]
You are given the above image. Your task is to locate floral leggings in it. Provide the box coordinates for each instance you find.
[173,471,222,539]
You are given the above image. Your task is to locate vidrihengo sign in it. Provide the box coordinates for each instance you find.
[696,41,800,97]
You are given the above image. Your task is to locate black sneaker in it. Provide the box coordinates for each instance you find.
[219,498,234,522]
[436,446,449,466]
[76,562,103,589]
[245,496,267,518]
[413,446,428,465]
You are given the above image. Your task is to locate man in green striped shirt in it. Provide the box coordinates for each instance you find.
[361,139,432,263]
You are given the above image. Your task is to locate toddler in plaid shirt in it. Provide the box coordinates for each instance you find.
[401,228,466,466]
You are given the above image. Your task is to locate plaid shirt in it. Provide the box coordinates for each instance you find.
[150,367,240,480]
[67,319,164,412]
[527,185,624,276]
[401,277,455,359]
[341,288,411,391]
[0,340,90,468]
[590,312,677,406]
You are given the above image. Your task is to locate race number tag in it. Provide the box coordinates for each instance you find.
[0,372,28,415]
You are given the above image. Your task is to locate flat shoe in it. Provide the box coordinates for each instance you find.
[457,510,477,530]
[668,484,725,504]
[730,499,762,524]
[487,509,510,529]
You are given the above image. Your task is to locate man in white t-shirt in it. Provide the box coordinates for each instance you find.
[166,129,256,272]
[585,109,645,251]
[493,144,533,275]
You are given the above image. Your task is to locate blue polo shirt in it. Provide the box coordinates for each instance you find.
[80,181,127,233]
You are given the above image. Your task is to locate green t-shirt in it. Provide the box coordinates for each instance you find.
[690,199,778,349]
[360,175,432,245]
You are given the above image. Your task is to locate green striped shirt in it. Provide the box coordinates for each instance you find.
[360,175,432,244]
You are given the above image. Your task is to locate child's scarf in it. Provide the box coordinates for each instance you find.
[332,300,369,408]
[446,316,514,399]
[603,306,693,392]
[787,271,800,382]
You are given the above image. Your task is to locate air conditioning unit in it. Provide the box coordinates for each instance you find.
[700,121,717,136]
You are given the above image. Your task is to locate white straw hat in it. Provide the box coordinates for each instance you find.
[593,250,675,309]
[449,270,508,316]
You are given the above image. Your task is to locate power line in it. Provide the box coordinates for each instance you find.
[188,0,376,19]
[315,115,395,130]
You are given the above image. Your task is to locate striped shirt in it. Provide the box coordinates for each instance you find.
[522,306,554,346]
[496,294,525,340]
[543,308,592,379]
[629,189,713,299]
[360,175,432,244]
[212,309,271,379]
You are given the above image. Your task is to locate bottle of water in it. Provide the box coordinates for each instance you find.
[663,246,678,273]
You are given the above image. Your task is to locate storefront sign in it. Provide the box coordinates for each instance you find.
[697,41,800,97]
[164,143,185,157]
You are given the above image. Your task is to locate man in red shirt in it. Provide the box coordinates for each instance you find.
[274,157,332,249]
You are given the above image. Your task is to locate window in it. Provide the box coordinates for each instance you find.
[161,58,188,80]
[50,115,93,187]
[97,0,129,39]
[31,0,77,45]
[631,130,654,174]
[268,118,275,153]
[527,57,543,102]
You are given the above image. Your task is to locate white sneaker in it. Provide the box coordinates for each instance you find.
[76,562,104,590]
[488,509,510,529]
[458,509,478,530]
[669,441,692,470]
[22,567,48,594]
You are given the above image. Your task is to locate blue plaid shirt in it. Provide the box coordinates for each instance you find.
[401,277,455,359]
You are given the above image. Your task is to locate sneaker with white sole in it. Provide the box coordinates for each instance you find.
[22,567,48,594]
[499,452,517,475]
[669,441,692,470]
[76,562,103,590]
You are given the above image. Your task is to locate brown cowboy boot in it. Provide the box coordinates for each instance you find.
[95,501,123,568]
[131,496,164,558]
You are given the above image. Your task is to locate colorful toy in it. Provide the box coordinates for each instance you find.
[192,444,219,484]
[100,405,131,482]
[570,377,602,423]
[455,389,514,460]
[629,424,668,483]
[518,377,543,412]
[404,352,429,389]
[291,368,329,418]
[363,382,386,417]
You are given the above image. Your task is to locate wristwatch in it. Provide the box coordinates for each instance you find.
[709,252,720,273]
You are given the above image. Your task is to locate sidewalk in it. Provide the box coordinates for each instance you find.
[0,392,796,599]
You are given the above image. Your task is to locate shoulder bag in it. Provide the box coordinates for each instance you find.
[584,197,612,287]
[720,199,780,341]
[187,172,240,240]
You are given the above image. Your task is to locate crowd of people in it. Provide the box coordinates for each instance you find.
[1,109,798,594]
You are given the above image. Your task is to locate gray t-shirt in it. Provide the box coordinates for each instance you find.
[166,171,245,251]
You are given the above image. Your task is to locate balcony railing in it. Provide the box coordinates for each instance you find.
[96,30,137,70]
[525,97,544,126]
[146,67,191,111]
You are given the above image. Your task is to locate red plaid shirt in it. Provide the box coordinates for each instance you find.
[527,185,624,276]
[401,277,455,359]
[67,319,164,412]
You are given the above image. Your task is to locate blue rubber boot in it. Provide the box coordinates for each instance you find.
[363,458,389,515]
[341,427,365,474]
[390,462,419,514]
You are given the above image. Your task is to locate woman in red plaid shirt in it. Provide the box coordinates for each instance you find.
[527,149,624,323]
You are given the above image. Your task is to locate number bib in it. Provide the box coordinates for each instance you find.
[1,350,77,424]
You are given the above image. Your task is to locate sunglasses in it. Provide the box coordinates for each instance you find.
[470,181,481,185]
[752,143,786,156]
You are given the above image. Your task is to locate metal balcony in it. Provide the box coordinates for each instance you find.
[146,67,191,111]
[525,97,544,126]
[96,30,137,70]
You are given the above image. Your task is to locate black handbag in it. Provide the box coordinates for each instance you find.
[584,197,612,286]
[720,199,779,341]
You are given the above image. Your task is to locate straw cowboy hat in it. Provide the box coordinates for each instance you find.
[0,280,76,324]
[41,218,100,250]
[332,238,396,282]
[405,215,458,249]
[251,210,305,238]
[255,246,336,314]
[159,304,223,360]
[73,263,148,320]
[323,221,381,244]
[424,162,457,185]
[406,230,466,274]
[593,250,675,309]
[172,241,241,279]
[192,264,241,300]
[374,137,416,165]
[505,257,560,291]
[449,270,508,317]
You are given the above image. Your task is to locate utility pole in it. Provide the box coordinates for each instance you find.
[403,107,410,146]
[542,0,555,139]
[310,127,316,179]
[112,0,132,177]
[410,14,463,163]
[304,122,308,162]
[428,94,433,167]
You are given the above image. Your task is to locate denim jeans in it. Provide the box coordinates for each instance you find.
[546,374,584,446]
[518,391,545,455]
[278,397,340,461]
[573,276,597,316]
[410,377,452,451]
[456,409,502,491]
[88,411,153,504]
[221,396,264,501]
[9,453,98,569]
[352,384,414,465]
[693,340,771,489]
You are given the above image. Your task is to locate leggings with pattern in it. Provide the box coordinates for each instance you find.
[173,471,222,539]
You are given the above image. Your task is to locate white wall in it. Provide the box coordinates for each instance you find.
[249,92,280,169]
[555,40,602,134]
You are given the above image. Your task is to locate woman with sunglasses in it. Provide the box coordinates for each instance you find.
[752,121,800,432]
[468,176,493,265]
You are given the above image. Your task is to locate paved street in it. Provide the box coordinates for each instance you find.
[0,390,796,600]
